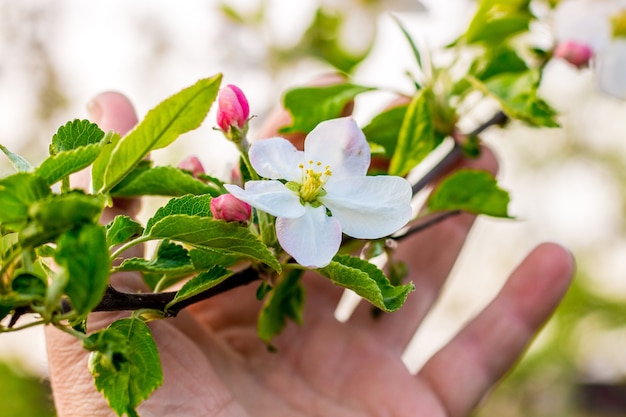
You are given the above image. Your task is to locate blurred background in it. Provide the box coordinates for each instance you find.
[0,0,625,415]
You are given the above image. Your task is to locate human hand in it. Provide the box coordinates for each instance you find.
[45,91,575,417]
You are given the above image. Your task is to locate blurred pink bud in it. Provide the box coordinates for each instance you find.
[178,155,205,178]
[211,194,252,222]
[554,40,594,68]
[217,84,250,132]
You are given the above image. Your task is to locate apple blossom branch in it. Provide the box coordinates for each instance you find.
[8,110,510,322]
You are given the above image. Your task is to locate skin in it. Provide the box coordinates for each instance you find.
[45,91,575,417]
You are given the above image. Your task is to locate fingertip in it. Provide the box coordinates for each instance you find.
[526,242,576,286]
[87,91,138,135]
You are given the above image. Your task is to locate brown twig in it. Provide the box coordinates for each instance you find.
[60,267,260,317]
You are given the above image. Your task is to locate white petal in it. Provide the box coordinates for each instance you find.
[554,0,615,51]
[304,117,370,181]
[249,138,304,181]
[276,204,342,268]
[224,182,305,219]
[321,175,412,239]
[596,40,626,99]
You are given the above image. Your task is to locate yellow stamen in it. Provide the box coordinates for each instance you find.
[298,160,332,203]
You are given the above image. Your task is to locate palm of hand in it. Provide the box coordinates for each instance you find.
[139,274,448,417]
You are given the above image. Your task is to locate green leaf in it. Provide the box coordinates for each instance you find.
[391,14,423,72]
[165,266,233,311]
[12,272,47,298]
[116,241,192,274]
[389,89,437,176]
[106,216,144,248]
[299,9,373,74]
[189,247,240,270]
[427,169,511,217]
[146,215,281,273]
[0,173,50,231]
[89,318,163,417]
[50,119,105,155]
[99,75,222,193]
[0,143,33,172]
[36,144,101,186]
[30,192,104,226]
[257,269,304,343]
[319,255,413,312]
[463,0,533,44]
[54,224,110,317]
[110,165,222,198]
[362,104,408,158]
[280,83,375,134]
[23,193,104,247]
[471,46,529,81]
[145,194,213,234]
[91,132,121,196]
[469,71,559,127]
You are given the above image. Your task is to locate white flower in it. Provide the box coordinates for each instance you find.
[225,117,412,268]
[554,0,626,99]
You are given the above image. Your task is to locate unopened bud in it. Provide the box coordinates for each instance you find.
[554,40,593,68]
[178,156,205,178]
[217,84,250,133]
[210,194,252,222]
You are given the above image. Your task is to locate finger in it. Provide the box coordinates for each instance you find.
[348,147,499,352]
[87,92,141,223]
[418,243,575,417]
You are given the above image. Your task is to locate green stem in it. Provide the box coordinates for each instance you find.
[61,176,71,194]
[110,236,151,261]
[0,319,46,333]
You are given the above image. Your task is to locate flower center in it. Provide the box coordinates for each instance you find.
[295,160,332,204]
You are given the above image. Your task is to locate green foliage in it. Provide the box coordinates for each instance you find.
[145,194,213,233]
[258,270,305,343]
[98,74,222,193]
[106,215,144,248]
[362,104,408,159]
[280,83,375,134]
[470,71,559,128]
[145,214,281,273]
[50,119,105,154]
[89,318,163,417]
[165,265,233,312]
[320,255,414,312]
[116,241,192,275]
[299,9,373,74]
[0,361,55,417]
[54,224,110,317]
[427,170,511,217]
[389,89,437,176]
[37,144,102,186]
[462,0,534,45]
[0,144,33,172]
[0,173,50,231]
[111,164,223,198]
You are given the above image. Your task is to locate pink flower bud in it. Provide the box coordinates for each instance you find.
[217,84,250,132]
[554,40,594,68]
[178,155,206,178]
[210,194,252,223]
